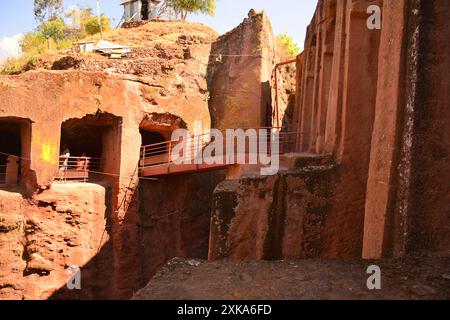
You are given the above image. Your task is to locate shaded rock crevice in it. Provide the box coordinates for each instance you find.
[209,157,338,261]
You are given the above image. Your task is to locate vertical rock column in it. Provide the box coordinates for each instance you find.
[207,11,276,130]
[321,0,382,257]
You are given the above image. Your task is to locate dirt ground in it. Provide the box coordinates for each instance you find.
[133,255,450,300]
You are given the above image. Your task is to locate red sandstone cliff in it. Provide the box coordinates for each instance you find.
[209,0,450,261]
[0,20,220,299]
[0,1,449,301]
[0,13,282,299]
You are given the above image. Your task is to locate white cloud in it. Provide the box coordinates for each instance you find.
[0,34,23,65]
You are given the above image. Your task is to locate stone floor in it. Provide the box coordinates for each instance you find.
[133,255,450,300]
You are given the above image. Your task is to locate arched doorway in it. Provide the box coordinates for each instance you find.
[139,113,187,168]
[140,129,171,166]
[0,118,31,188]
[140,130,166,146]
[59,113,122,183]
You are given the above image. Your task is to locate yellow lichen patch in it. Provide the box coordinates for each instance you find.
[41,142,58,165]
[219,96,255,129]
[241,82,250,92]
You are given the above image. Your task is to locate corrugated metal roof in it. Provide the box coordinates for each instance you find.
[120,0,162,4]
[120,0,138,5]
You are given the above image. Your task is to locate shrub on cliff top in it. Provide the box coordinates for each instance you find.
[39,17,66,43]
[158,0,216,20]
[66,5,111,38]
[277,33,301,58]
[0,56,37,75]
[1,4,111,75]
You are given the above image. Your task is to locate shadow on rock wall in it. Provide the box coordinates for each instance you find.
[49,171,226,299]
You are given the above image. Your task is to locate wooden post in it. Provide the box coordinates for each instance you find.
[97,0,104,39]
[5,155,19,187]
[142,146,146,168]
[168,141,172,163]
[84,157,87,183]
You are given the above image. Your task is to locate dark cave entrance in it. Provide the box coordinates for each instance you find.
[61,124,104,158]
[0,118,31,187]
[140,130,166,146]
[138,114,188,168]
[139,129,170,166]
[59,113,122,182]
[141,0,149,20]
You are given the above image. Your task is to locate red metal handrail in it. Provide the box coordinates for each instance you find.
[273,59,297,128]
[139,129,308,171]
[56,156,102,183]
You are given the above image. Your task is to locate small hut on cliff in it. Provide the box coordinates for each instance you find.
[121,0,161,22]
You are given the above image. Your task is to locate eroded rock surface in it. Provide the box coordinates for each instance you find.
[133,256,450,300]
[209,155,336,261]
[0,183,108,299]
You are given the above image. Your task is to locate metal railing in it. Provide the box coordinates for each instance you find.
[140,128,306,171]
[56,156,102,183]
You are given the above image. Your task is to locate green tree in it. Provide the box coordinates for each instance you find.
[66,5,110,37]
[19,18,72,55]
[65,5,93,27]
[277,33,300,58]
[83,15,110,36]
[2,2,113,74]
[34,0,63,22]
[39,17,66,42]
[20,32,47,54]
[158,0,216,20]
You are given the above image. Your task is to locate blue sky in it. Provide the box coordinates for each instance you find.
[0,0,317,62]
